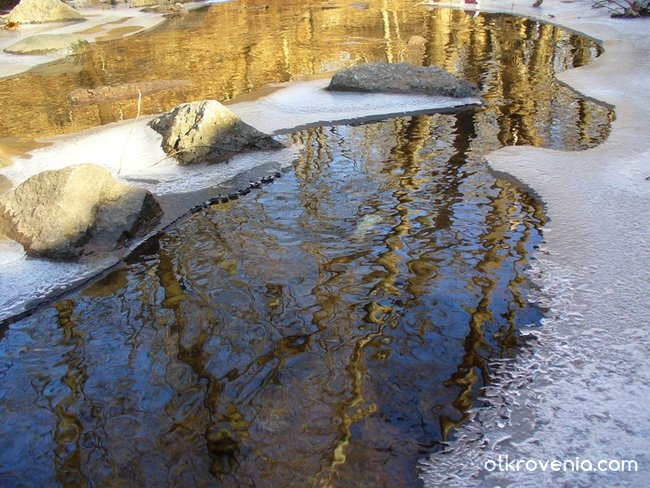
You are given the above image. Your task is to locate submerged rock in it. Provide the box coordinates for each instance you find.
[407,35,428,47]
[69,79,189,105]
[0,164,163,260]
[0,175,11,196]
[326,62,479,98]
[0,147,10,168]
[131,0,190,8]
[149,100,283,165]
[4,33,88,55]
[7,0,84,24]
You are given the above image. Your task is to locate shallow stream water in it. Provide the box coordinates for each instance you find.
[0,1,613,486]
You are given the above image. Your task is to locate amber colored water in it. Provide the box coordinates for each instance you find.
[0,1,611,486]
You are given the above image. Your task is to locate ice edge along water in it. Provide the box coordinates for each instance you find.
[0,85,479,323]
[419,1,650,487]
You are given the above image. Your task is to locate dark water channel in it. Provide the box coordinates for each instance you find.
[0,1,612,486]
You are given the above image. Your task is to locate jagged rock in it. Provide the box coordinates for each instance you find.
[326,62,480,98]
[0,164,163,260]
[7,0,84,24]
[162,2,188,18]
[149,100,283,165]
[4,33,88,55]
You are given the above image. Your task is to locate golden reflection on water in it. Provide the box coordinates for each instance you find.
[0,1,613,487]
[0,111,549,485]
[0,0,609,150]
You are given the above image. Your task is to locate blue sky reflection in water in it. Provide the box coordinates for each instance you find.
[0,1,614,486]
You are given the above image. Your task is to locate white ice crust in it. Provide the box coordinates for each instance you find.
[419,1,650,487]
[231,78,480,134]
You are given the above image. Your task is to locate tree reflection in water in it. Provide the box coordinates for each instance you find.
[0,1,611,486]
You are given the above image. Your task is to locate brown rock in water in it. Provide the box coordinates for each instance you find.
[69,80,190,105]
[0,164,163,260]
[407,35,428,47]
[327,62,480,98]
[149,100,283,166]
[7,0,84,24]
[162,2,188,17]
[4,33,88,54]
[349,2,369,9]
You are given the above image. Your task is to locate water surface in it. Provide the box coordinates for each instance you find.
[0,1,613,486]
[0,0,610,148]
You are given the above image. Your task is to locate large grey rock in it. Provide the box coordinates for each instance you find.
[0,164,163,260]
[149,100,283,165]
[7,0,84,24]
[326,62,479,98]
[4,33,88,55]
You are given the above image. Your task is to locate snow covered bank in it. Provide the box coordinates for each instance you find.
[420,1,650,486]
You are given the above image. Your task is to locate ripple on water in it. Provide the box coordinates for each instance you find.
[1,114,548,485]
[0,1,614,486]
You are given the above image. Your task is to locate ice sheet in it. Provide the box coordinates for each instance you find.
[0,118,299,196]
[419,1,650,486]
[229,78,481,134]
